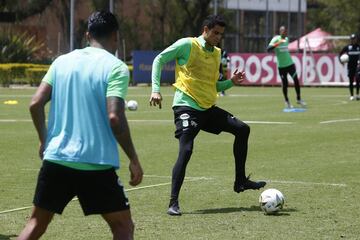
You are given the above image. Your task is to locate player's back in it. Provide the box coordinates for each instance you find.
[44,47,122,167]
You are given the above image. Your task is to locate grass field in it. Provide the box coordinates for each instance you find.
[0,86,359,240]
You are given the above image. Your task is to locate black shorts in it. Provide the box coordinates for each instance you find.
[278,64,297,79]
[33,161,130,215]
[173,106,235,138]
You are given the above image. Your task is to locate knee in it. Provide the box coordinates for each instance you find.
[179,142,193,157]
[236,123,250,137]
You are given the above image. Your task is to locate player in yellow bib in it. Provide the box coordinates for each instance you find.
[268,26,306,108]
[150,15,266,216]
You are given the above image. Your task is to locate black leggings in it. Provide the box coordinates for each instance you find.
[170,106,250,200]
[278,64,301,101]
[348,68,360,96]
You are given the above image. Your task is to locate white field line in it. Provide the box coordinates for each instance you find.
[267,179,346,187]
[320,118,360,124]
[0,176,209,215]
[0,119,293,125]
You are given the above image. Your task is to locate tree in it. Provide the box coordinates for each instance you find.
[141,0,213,50]
[307,0,360,36]
[0,0,53,21]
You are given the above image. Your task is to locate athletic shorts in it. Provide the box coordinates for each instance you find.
[33,160,130,215]
[173,105,234,139]
[278,64,297,78]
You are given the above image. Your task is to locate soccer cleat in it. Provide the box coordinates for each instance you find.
[355,95,360,101]
[350,96,355,101]
[167,200,182,216]
[233,176,266,193]
[296,99,307,107]
[285,101,293,109]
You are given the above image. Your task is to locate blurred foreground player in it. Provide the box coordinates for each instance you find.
[17,11,143,240]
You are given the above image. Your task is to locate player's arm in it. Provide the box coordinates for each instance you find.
[29,82,52,160]
[267,37,285,52]
[29,64,54,160]
[107,63,143,186]
[150,38,191,109]
[216,79,233,92]
[216,69,245,91]
[107,97,143,186]
[339,46,347,57]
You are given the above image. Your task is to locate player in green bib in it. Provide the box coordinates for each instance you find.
[268,26,306,108]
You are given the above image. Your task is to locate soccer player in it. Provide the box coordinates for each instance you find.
[149,15,266,216]
[339,33,360,100]
[267,26,306,108]
[17,11,143,240]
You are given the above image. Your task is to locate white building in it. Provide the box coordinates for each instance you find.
[216,0,307,52]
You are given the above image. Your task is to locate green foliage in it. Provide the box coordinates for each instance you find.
[0,66,11,87]
[25,67,48,86]
[0,63,49,86]
[307,0,360,35]
[0,0,53,21]
[0,28,44,63]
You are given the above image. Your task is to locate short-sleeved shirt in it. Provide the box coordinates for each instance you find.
[268,35,294,68]
[42,47,129,170]
[339,44,360,69]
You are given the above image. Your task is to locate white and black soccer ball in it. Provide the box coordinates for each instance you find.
[127,100,138,111]
[340,54,349,63]
[259,188,285,214]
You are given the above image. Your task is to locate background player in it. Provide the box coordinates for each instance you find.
[339,33,360,100]
[267,25,306,108]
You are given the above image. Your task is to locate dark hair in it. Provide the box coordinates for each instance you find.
[87,11,119,39]
[350,33,357,39]
[202,15,226,30]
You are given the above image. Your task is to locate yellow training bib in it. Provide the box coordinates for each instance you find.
[173,38,221,109]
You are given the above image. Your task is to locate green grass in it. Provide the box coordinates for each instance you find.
[0,86,359,239]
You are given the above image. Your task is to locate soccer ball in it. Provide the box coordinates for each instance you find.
[127,100,138,111]
[340,54,349,63]
[259,188,285,214]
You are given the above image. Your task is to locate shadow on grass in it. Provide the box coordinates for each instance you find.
[0,234,17,240]
[188,205,298,216]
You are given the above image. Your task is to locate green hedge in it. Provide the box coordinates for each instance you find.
[25,68,48,86]
[0,63,49,87]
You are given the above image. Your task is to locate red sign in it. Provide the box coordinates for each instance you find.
[228,53,348,86]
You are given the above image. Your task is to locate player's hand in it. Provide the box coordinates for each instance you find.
[149,92,162,109]
[231,69,246,86]
[129,158,143,186]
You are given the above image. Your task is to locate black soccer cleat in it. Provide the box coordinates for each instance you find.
[167,200,182,216]
[233,176,266,193]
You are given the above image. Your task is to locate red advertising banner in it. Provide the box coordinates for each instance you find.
[228,53,348,86]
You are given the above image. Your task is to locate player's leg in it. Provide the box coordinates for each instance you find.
[355,70,360,99]
[102,210,134,240]
[348,69,356,100]
[18,161,75,239]
[289,64,306,106]
[17,207,54,240]
[202,107,266,193]
[278,67,291,108]
[168,106,201,215]
[77,169,133,238]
